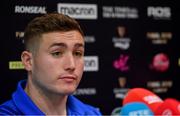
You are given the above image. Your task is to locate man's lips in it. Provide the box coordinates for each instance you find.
[58,75,77,81]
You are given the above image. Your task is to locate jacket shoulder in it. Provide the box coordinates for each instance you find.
[83,103,102,115]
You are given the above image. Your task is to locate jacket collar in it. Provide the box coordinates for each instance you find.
[12,80,88,115]
[12,80,44,115]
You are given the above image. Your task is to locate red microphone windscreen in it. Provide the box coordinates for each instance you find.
[123,88,163,112]
[155,98,180,115]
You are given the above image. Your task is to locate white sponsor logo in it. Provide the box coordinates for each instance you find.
[15,5,47,14]
[113,88,129,99]
[57,3,97,19]
[112,37,131,50]
[147,6,171,19]
[84,36,95,43]
[112,26,131,49]
[129,110,151,115]
[84,56,99,71]
[15,31,25,43]
[103,6,138,19]
[15,31,24,38]
[73,88,96,95]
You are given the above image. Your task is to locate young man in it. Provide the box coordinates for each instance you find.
[0,13,101,115]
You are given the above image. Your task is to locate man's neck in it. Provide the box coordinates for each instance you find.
[25,79,68,115]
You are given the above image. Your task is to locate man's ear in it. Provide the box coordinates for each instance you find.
[21,51,33,71]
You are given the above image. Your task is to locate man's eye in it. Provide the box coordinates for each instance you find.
[51,52,62,57]
[74,51,84,57]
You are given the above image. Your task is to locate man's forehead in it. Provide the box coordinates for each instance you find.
[42,31,83,39]
[41,31,84,47]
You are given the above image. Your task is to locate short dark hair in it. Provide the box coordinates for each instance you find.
[23,13,84,55]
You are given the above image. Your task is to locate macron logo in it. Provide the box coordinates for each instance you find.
[57,3,97,19]
[84,56,99,71]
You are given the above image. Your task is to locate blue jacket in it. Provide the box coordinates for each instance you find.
[0,80,101,115]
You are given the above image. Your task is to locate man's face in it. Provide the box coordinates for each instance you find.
[30,30,84,95]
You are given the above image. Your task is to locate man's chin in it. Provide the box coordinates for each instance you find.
[61,88,77,95]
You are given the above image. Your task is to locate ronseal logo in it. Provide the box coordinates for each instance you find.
[15,5,47,14]
[84,56,99,71]
[57,3,97,19]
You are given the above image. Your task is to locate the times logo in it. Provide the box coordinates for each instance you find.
[103,6,138,19]
[15,5,47,14]
[57,3,97,19]
[147,6,171,20]
[84,56,99,71]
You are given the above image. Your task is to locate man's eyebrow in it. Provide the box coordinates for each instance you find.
[48,43,67,49]
[48,43,84,49]
[74,43,84,49]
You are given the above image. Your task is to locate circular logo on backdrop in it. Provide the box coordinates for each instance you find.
[150,53,170,72]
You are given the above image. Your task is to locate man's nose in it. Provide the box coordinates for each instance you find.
[64,53,75,71]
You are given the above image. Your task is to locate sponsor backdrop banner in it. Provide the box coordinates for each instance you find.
[0,0,178,115]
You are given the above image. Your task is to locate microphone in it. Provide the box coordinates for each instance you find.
[123,88,163,112]
[120,102,154,116]
[155,98,180,115]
